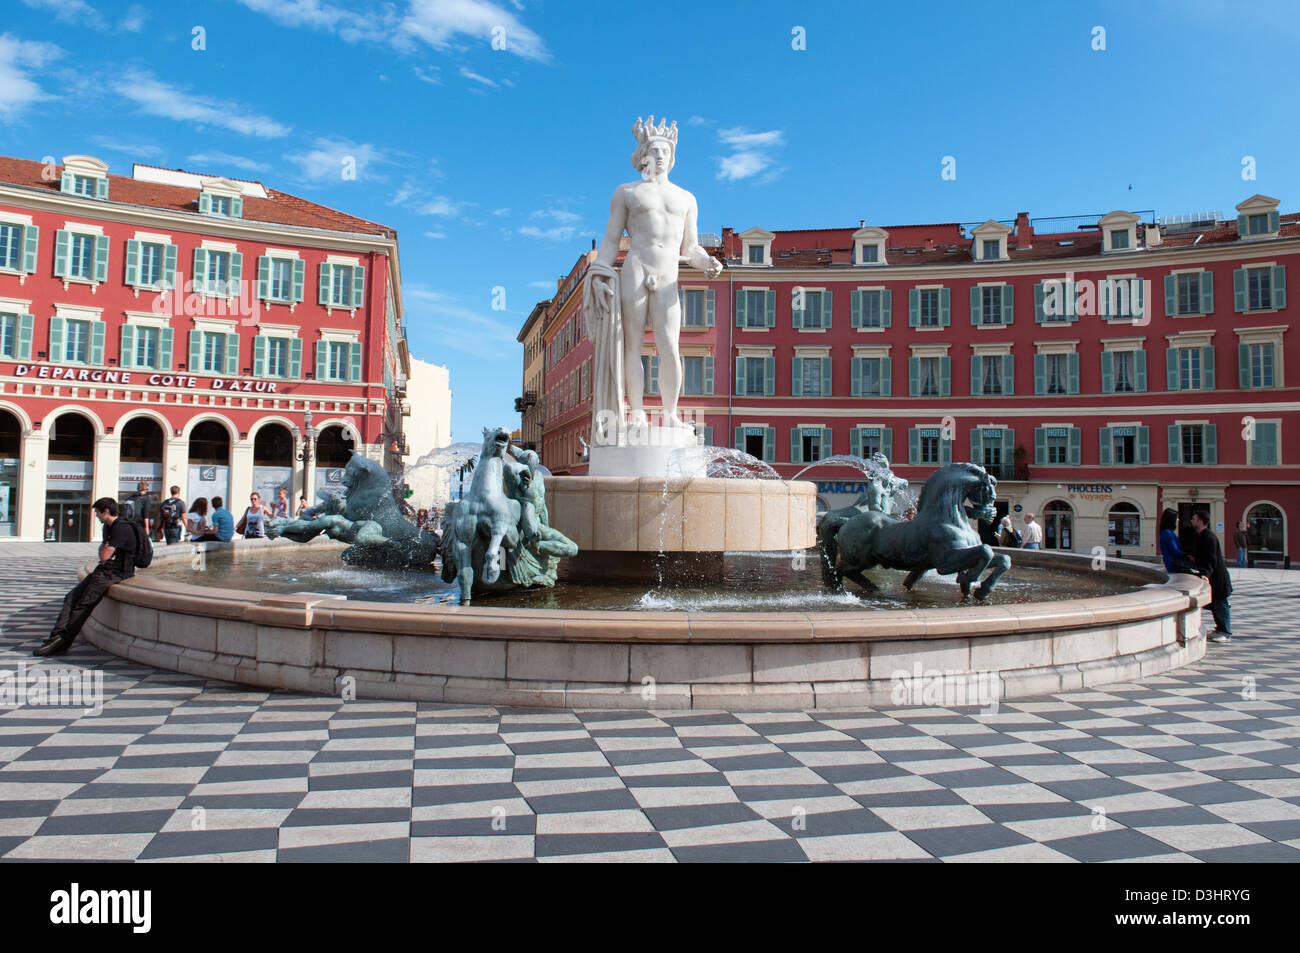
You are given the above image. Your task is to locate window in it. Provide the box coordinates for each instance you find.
[65,319,91,364]
[1046,354,1068,394]
[134,242,163,287]
[919,357,940,396]
[71,175,96,197]
[134,327,159,369]
[0,224,20,270]
[855,357,883,396]
[1247,503,1284,557]
[981,357,1002,395]
[682,356,704,396]
[202,332,226,373]
[319,261,365,310]
[271,259,293,301]
[745,289,768,328]
[979,285,1003,325]
[1099,425,1149,466]
[1247,267,1271,311]
[1113,429,1136,464]
[1043,501,1074,550]
[266,338,289,377]
[859,290,883,328]
[0,313,17,358]
[1046,429,1069,464]
[641,355,659,395]
[801,291,824,329]
[860,244,878,263]
[207,251,231,296]
[1248,213,1270,235]
[919,289,940,326]
[853,427,887,459]
[1108,503,1141,547]
[748,245,764,264]
[682,289,705,327]
[327,341,351,380]
[1249,422,1279,465]
[200,192,243,218]
[1110,230,1129,250]
[792,427,827,464]
[1178,347,1202,390]
[745,358,766,395]
[1181,425,1204,465]
[331,267,353,307]
[745,432,765,458]
[1114,351,1136,392]
[800,357,822,396]
[69,234,95,280]
[1176,273,1201,314]
[1248,343,1275,388]
[920,431,940,464]
[982,239,1000,260]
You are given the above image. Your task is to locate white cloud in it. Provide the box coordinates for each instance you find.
[527,280,552,289]
[397,0,549,62]
[459,66,498,89]
[518,224,576,242]
[89,135,164,160]
[413,65,442,84]
[530,207,580,224]
[113,69,290,138]
[492,207,510,216]
[0,34,63,122]
[424,230,447,239]
[186,151,272,174]
[284,136,386,182]
[418,195,471,216]
[20,0,102,27]
[232,0,388,42]
[687,115,712,126]
[405,293,521,360]
[119,3,146,31]
[715,126,785,183]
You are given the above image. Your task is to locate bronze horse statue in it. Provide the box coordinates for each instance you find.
[823,462,1010,599]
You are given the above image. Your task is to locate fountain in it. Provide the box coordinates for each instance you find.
[77,116,1210,710]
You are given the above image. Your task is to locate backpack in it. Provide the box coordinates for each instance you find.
[130,520,154,569]
[159,497,184,529]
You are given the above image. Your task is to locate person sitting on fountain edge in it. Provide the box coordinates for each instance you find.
[35,498,137,656]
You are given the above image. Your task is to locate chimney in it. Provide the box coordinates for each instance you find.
[1013,211,1032,250]
[859,219,865,228]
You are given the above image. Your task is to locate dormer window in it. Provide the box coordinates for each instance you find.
[198,177,245,219]
[852,225,888,266]
[970,221,1010,262]
[738,227,774,267]
[58,155,109,200]
[1099,210,1140,254]
[1235,195,1281,241]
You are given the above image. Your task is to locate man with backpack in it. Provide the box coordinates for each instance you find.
[159,485,187,544]
[34,497,142,657]
[123,480,153,539]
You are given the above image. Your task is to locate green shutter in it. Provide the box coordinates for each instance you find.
[1033,354,1045,395]
[791,288,803,329]
[881,289,891,328]
[124,240,140,286]
[703,355,713,394]
[764,356,775,396]
[970,285,980,326]
[970,354,981,396]
[1167,425,1180,464]
[734,426,744,451]
[1203,424,1217,464]
[93,235,109,283]
[288,338,302,379]
[1002,354,1014,394]
[1272,265,1286,309]
[1202,346,1215,389]
[850,427,862,458]
[1002,284,1014,324]
[1034,281,1046,323]
[60,172,75,194]
[253,335,267,377]
[1135,351,1147,391]
[908,427,920,464]
[1199,271,1212,312]
[350,342,362,381]
[791,428,802,464]
[1239,343,1250,388]
[319,263,331,305]
[1166,348,1179,390]
[159,327,173,369]
[939,288,950,326]
[705,289,715,327]
[95,176,109,200]
[316,341,327,379]
[1067,353,1079,394]
[908,356,919,397]
[908,288,919,328]
[880,358,890,396]
[1002,428,1014,465]
[192,248,207,294]
[821,427,832,459]
[199,192,212,214]
[17,314,34,359]
[940,433,952,465]
[969,428,980,465]
[1268,210,1280,233]
[763,427,775,463]
[89,320,104,365]
[823,289,832,328]
[1233,268,1246,311]
[1236,213,1249,238]
[1101,351,1114,392]
[292,259,305,302]
[851,289,861,328]
[1034,426,1046,466]
[881,427,892,462]
[49,316,65,361]
[353,266,365,308]
[225,332,239,375]
[1164,274,1176,315]
[258,256,271,300]
[1131,426,1146,464]
[939,356,950,396]
[188,330,202,370]
[735,292,744,327]
[791,356,802,396]
[229,252,242,294]
[163,244,177,288]
[1098,427,1112,466]
[1069,427,1082,466]
[765,289,775,327]
[21,224,39,273]
[821,356,831,395]
[735,356,746,395]
[851,357,862,397]
[231,196,243,219]
[52,230,69,278]
[120,324,136,369]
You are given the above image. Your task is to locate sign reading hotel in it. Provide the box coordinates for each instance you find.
[5,362,281,392]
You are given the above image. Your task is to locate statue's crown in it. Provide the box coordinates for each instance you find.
[632,115,678,147]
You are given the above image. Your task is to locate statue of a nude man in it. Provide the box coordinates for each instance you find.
[587,117,723,432]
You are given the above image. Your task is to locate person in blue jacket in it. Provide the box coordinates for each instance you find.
[1159,508,1198,575]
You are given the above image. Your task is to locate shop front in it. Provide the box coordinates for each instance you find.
[187,420,230,508]
[45,412,96,542]
[0,409,19,537]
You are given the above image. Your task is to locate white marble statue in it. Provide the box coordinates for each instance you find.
[584,117,724,447]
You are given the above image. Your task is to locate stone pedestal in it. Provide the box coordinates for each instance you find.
[588,424,706,478]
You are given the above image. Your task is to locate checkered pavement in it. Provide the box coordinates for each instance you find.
[2,545,1299,862]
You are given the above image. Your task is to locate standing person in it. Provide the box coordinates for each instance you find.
[1158,508,1200,575]
[210,496,235,542]
[158,485,187,545]
[237,492,271,538]
[1233,520,1249,568]
[998,515,1021,548]
[1021,512,1043,550]
[1191,509,1233,643]
[34,497,137,656]
[271,487,290,519]
[123,480,153,539]
[187,497,218,542]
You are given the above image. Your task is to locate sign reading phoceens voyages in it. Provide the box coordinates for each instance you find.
[6,362,282,392]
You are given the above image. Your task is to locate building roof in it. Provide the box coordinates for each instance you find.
[0,155,395,237]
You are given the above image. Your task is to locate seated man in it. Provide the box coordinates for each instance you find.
[35,497,138,657]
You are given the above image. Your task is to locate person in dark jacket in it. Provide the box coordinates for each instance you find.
[1191,509,1233,643]
[1158,508,1199,575]
[1233,520,1249,568]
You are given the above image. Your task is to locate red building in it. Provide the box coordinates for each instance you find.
[531,196,1297,563]
[0,154,410,540]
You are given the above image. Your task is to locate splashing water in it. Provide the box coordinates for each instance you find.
[401,441,483,511]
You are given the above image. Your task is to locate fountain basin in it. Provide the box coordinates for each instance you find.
[82,537,1209,710]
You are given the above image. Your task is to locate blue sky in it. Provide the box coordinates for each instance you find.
[2,0,1296,440]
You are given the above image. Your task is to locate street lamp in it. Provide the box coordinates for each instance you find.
[292,411,316,464]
